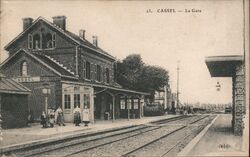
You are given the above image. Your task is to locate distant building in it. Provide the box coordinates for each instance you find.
[206,55,245,135]
[154,86,166,107]
[0,74,31,129]
[153,85,175,110]
[0,16,149,123]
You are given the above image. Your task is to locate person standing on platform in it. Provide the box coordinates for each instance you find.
[82,106,90,127]
[55,106,66,126]
[40,111,47,128]
[48,109,55,128]
[73,105,81,126]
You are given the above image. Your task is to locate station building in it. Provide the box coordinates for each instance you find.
[205,55,246,135]
[0,16,149,123]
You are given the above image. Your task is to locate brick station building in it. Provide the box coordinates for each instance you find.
[205,55,246,135]
[0,16,149,123]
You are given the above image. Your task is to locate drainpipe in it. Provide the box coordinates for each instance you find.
[75,46,79,77]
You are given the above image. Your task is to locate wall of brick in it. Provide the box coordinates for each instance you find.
[0,51,58,78]
[79,48,115,84]
[233,63,245,136]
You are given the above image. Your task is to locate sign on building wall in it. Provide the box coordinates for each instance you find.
[13,76,40,82]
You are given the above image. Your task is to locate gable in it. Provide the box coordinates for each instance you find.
[6,19,76,55]
[0,50,77,79]
[5,17,115,60]
[0,50,59,78]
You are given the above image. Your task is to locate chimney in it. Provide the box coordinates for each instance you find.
[22,18,33,31]
[79,29,85,40]
[52,16,66,30]
[92,36,98,47]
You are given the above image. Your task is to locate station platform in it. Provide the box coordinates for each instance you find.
[0,115,177,148]
[178,114,248,157]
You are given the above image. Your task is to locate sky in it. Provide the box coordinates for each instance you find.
[0,0,245,104]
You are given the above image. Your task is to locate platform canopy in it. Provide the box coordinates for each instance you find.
[205,55,243,77]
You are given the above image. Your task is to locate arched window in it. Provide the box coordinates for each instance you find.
[86,61,91,80]
[33,34,40,49]
[21,61,28,76]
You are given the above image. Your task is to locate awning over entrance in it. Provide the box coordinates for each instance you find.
[205,55,243,77]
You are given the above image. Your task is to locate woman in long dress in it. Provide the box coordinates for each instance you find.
[73,106,81,126]
[82,106,90,126]
[55,106,65,126]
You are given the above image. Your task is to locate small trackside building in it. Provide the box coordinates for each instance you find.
[0,73,31,129]
[0,16,149,123]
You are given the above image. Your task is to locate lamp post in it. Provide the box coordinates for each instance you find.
[42,83,51,115]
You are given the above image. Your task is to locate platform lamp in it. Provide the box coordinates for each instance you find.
[216,82,221,91]
[42,83,51,115]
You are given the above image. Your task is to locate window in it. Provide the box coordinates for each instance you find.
[120,99,126,109]
[21,61,28,76]
[127,99,132,109]
[94,64,97,81]
[84,94,90,108]
[28,34,33,49]
[134,99,139,109]
[82,60,86,79]
[97,65,101,82]
[90,63,94,80]
[106,68,110,83]
[86,61,91,79]
[43,33,53,49]
[33,34,41,49]
[102,67,106,82]
[64,94,71,109]
[29,32,55,49]
[74,94,80,108]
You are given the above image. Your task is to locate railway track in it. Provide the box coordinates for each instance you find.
[1,116,197,156]
[122,115,215,157]
[43,115,208,157]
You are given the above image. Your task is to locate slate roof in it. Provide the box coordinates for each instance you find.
[64,31,114,59]
[32,53,76,77]
[0,74,31,94]
[4,16,115,60]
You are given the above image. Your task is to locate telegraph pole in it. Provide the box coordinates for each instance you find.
[177,61,180,109]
